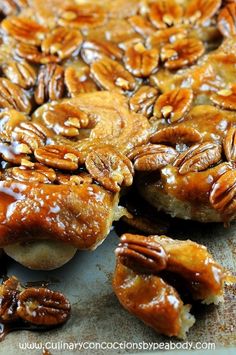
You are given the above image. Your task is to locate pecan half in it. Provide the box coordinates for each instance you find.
[12,121,50,150]
[81,40,122,65]
[2,60,36,89]
[153,88,193,123]
[161,38,205,70]
[91,57,136,92]
[185,0,221,25]
[0,276,21,323]
[65,66,97,96]
[2,16,46,45]
[129,86,158,117]
[115,234,168,274]
[128,144,178,171]
[147,27,187,49]
[150,126,202,146]
[9,163,56,183]
[58,4,107,29]
[15,43,59,64]
[34,145,83,171]
[0,78,31,113]
[128,15,155,38]
[34,64,65,105]
[41,27,83,60]
[210,85,236,110]
[17,288,71,326]
[173,142,222,174]
[124,43,159,78]
[148,0,183,29]
[223,126,236,162]
[210,169,236,218]
[85,146,134,192]
[218,3,236,37]
[0,142,31,164]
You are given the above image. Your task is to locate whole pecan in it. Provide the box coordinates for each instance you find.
[41,27,83,60]
[81,40,122,65]
[34,145,83,171]
[173,142,222,174]
[210,85,236,110]
[129,85,158,117]
[218,3,236,37]
[17,287,71,326]
[0,276,22,323]
[161,38,205,70]
[0,78,32,113]
[65,67,97,96]
[148,0,183,29]
[153,88,193,123]
[223,127,236,162]
[128,144,178,171]
[124,43,159,78]
[85,146,134,192]
[34,64,65,105]
[2,60,36,89]
[150,126,202,146]
[210,169,236,218]
[1,16,46,45]
[115,234,168,274]
[185,0,221,25]
[91,57,136,93]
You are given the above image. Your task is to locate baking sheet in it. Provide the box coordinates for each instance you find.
[1,220,236,354]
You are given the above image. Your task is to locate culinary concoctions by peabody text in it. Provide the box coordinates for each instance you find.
[0,0,235,341]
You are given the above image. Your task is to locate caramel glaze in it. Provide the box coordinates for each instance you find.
[0,180,118,249]
[113,262,184,338]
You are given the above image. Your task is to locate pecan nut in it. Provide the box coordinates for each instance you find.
[41,27,83,60]
[65,67,97,96]
[161,38,205,70]
[0,78,32,113]
[15,43,59,64]
[154,88,193,123]
[10,162,56,184]
[34,64,65,105]
[115,234,168,274]
[128,15,155,38]
[91,57,136,92]
[81,40,122,65]
[85,146,134,192]
[124,43,159,78]
[223,126,236,162]
[34,145,83,171]
[2,60,37,89]
[148,0,183,29]
[17,287,71,326]
[210,169,236,218]
[128,144,178,171]
[185,0,221,25]
[12,121,50,150]
[0,142,31,164]
[210,85,236,110]
[173,142,222,174]
[0,276,21,323]
[150,126,202,146]
[218,3,236,37]
[129,85,158,117]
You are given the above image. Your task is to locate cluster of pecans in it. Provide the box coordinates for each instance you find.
[0,276,71,327]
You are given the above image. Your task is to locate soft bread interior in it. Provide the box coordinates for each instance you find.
[4,240,77,270]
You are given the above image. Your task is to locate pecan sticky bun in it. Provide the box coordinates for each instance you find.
[113,234,232,338]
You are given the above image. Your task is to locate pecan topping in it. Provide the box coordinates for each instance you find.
[0,78,32,113]
[2,16,46,45]
[17,287,71,326]
[34,145,83,171]
[210,85,236,110]
[147,27,187,49]
[0,142,31,164]
[57,172,93,186]
[173,142,222,174]
[148,0,183,29]
[9,163,56,183]
[218,3,236,37]
[36,102,91,138]
[210,169,236,218]
[0,276,21,323]
[58,4,107,29]
[34,64,65,105]
[2,60,36,89]
[124,43,159,78]
[115,234,168,274]
[128,15,155,38]
[41,27,83,60]
[85,146,134,192]
[81,40,122,65]
[91,57,136,92]
[153,88,193,123]
[129,86,158,117]
[128,144,178,171]
[161,38,205,70]
[65,67,97,96]
[185,0,221,25]
[223,127,236,162]
[150,126,202,146]
[12,121,50,150]
[16,43,59,64]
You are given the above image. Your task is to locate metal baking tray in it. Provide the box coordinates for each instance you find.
[1,220,236,354]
